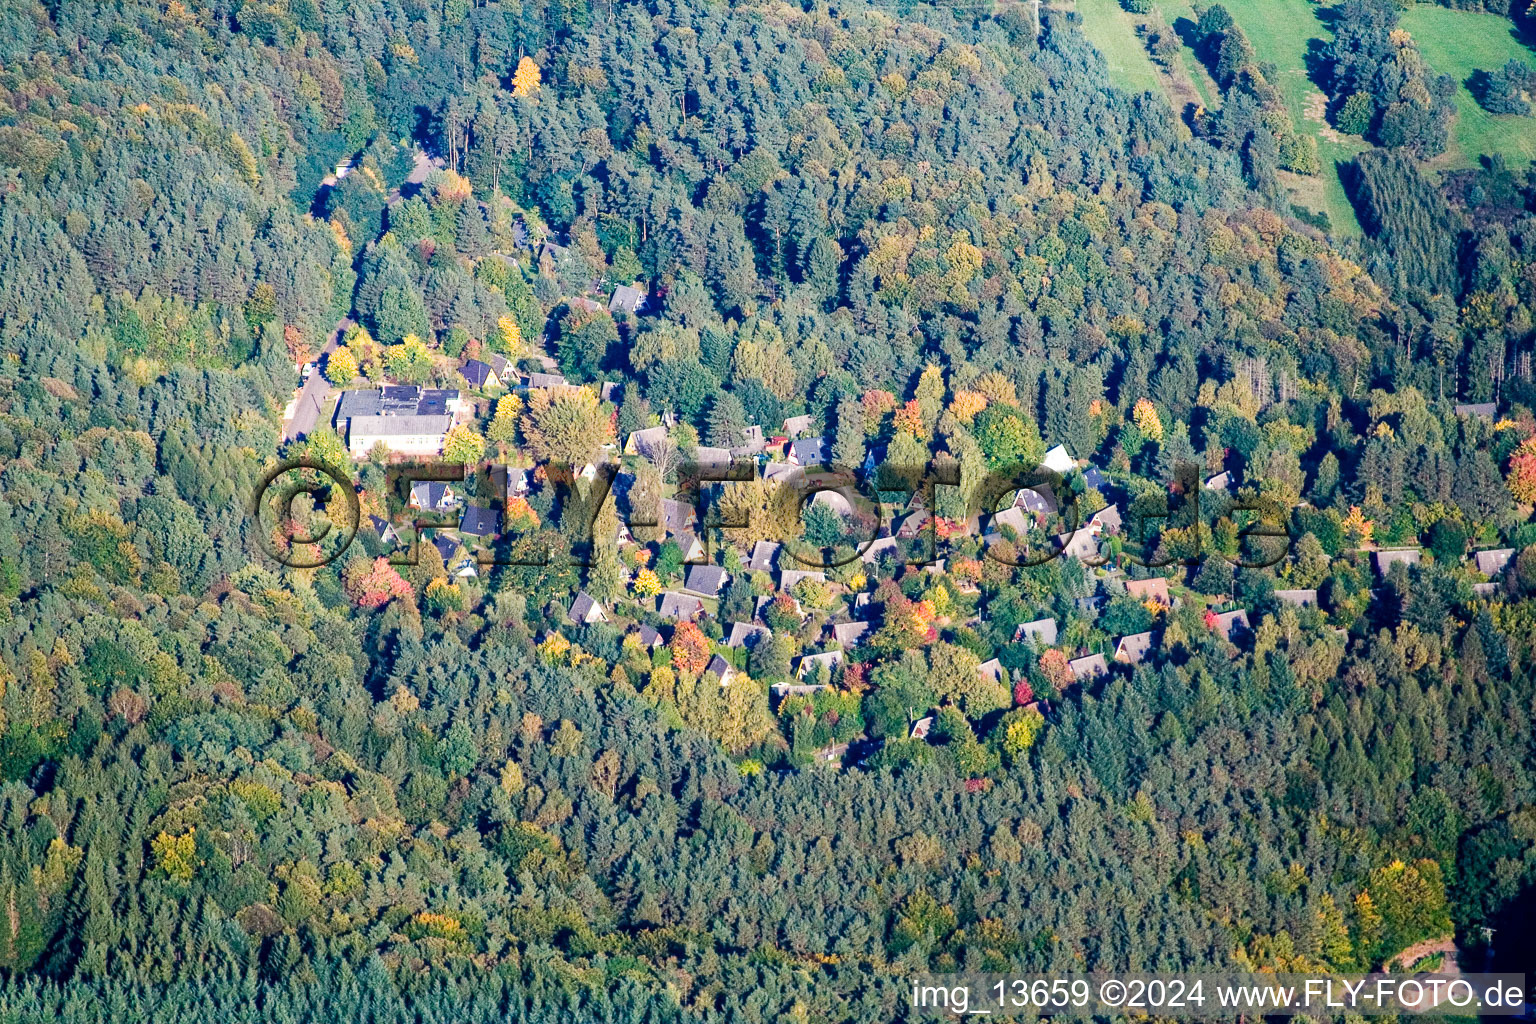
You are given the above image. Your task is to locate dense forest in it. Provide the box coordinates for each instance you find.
[0,0,1534,1021]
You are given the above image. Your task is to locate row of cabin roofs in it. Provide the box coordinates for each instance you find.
[557,572,1258,701]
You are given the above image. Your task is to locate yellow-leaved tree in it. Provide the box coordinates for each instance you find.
[512,57,542,98]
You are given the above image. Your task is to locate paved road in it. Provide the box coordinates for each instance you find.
[281,317,350,443]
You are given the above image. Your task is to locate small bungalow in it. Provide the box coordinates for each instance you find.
[1374,548,1422,575]
[747,540,781,574]
[1454,402,1497,420]
[459,358,501,390]
[832,621,870,648]
[658,592,704,621]
[410,481,459,514]
[789,437,828,467]
[684,564,730,598]
[860,536,900,565]
[1212,609,1250,642]
[1014,483,1058,516]
[625,425,670,459]
[976,658,1007,687]
[705,654,735,686]
[1088,504,1123,535]
[568,592,608,625]
[636,624,663,649]
[796,650,844,681]
[782,414,814,438]
[780,568,827,592]
[989,506,1033,539]
[1124,577,1171,607]
[1014,618,1059,645]
[527,371,567,390]
[1068,654,1108,682]
[459,506,499,538]
[727,622,771,648]
[1274,589,1318,608]
[1475,548,1515,577]
[608,283,647,315]
[910,716,935,740]
[1114,631,1155,665]
[1041,444,1075,475]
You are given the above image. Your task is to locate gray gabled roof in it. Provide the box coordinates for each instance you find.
[1114,631,1155,665]
[1274,589,1317,607]
[1454,402,1497,419]
[460,359,497,388]
[1069,654,1107,681]
[747,541,781,573]
[976,658,1007,686]
[780,569,826,592]
[350,414,453,438]
[459,506,499,537]
[1014,618,1058,645]
[726,622,770,648]
[1014,483,1058,515]
[706,654,732,680]
[637,624,663,647]
[658,592,704,620]
[789,437,828,465]
[608,283,647,314]
[684,564,729,597]
[832,621,870,647]
[1374,548,1422,574]
[569,591,604,624]
[527,372,566,389]
[860,536,900,565]
[1212,609,1249,641]
[1474,548,1515,577]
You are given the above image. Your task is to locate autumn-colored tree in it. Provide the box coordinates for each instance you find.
[512,56,542,98]
[487,394,522,445]
[1507,436,1536,504]
[384,334,433,383]
[495,315,526,356]
[521,386,613,467]
[504,496,539,532]
[670,620,712,675]
[861,389,897,434]
[151,828,197,882]
[325,345,358,385]
[343,557,414,608]
[539,632,572,663]
[873,595,938,649]
[1038,647,1074,690]
[717,478,800,549]
[948,390,986,424]
[632,567,661,597]
[1132,398,1164,442]
[1341,505,1375,546]
[442,424,485,464]
[914,364,946,423]
[893,399,929,439]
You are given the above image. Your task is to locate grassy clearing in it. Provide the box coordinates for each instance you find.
[1073,0,1168,96]
[1180,0,1367,233]
[1400,4,1536,169]
[1074,0,1365,232]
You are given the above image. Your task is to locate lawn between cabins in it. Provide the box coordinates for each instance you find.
[1072,0,1536,236]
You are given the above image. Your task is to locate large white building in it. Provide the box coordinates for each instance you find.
[334,385,469,457]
